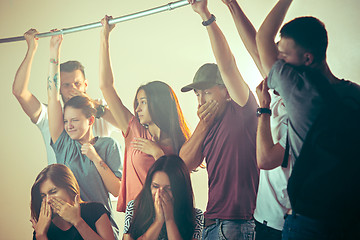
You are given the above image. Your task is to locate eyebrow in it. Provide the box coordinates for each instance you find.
[152,182,171,187]
[40,187,57,195]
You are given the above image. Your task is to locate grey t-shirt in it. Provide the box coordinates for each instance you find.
[268,60,360,161]
[51,130,122,237]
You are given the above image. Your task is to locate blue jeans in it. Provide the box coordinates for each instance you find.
[203,219,255,240]
[282,213,355,240]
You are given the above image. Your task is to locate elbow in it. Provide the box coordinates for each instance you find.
[111,180,121,197]
[111,189,119,198]
[257,155,279,170]
[12,85,23,99]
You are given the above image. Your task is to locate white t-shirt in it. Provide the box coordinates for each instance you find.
[35,100,118,164]
[253,91,293,231]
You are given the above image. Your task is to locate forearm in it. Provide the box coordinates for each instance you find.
[166,219,183,240]
[74,218,108,240]
[91,154,121,197]
[198,9,249,106]
[35,233,49,240]
[47,49,63,143]
[138,220,163,240]
[256,0,293,75]
[256,114,284,169]
[179,121,207,171]
[99,34,132,133]
[226,1,266,78]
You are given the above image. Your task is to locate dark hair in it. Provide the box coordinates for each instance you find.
[129,155,195,240]
[64,95,96,118]
[133,81,190,154]
[60,60,86,78]
[30,164,82,221]
[280,16,328,63]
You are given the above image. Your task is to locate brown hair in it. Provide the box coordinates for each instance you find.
[64,95,96,118]
[133,81,190,154]
[30,164,82,221]
[60,60,85,78]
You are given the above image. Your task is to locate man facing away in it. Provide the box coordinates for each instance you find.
[256,0,360,239]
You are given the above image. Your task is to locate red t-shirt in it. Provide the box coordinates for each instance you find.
[203,94,259,220]
[117,116,173,212]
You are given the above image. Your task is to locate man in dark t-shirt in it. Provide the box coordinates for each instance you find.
[180,1,259,239]
[256,0,360,239]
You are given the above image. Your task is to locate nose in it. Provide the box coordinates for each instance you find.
[198,94,206,106]
[67,121,74,129]
[136,104,141,113]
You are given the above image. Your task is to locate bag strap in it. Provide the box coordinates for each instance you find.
[282,131,289,168]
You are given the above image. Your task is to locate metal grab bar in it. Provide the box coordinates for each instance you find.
[0,0,193,44]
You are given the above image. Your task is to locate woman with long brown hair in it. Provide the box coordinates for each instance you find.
[99,16,191,212]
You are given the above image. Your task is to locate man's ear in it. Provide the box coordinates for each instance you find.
[89,115,95,126]
[304,53,314,66]
[84,79,88,92]
[221,88,231,102]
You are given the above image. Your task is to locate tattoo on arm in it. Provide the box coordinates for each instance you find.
[99,160,109,171]
[47,76,52,90]
[53,73,59,90]
[47,73,59,91]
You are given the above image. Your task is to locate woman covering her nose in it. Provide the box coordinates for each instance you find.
[123,155,204,240]
[30,164,115,240]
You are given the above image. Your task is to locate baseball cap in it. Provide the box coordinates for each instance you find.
[181,63,224,92]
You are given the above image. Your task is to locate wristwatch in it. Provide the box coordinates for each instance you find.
[256,108,272,117]
[96,105,105,119]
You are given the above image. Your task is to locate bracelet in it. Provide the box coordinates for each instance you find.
[202,14,216,26]
[96,105,105,119]
[256,108,272,117]
[50,58,59,66]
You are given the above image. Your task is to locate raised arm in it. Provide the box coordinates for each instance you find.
[189,0,249,107]
[256,0,293,75]
[12,29,42,123]
[99,15,133,134]
[222,0,266,78]
[255,79,285,169]
[47,32,64,144]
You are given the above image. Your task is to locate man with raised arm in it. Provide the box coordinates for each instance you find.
[221,1,292,239]
[256,0,360,239]
[12,29,119,164]
[180,1,259,239]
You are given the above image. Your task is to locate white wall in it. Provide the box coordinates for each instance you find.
[0,0,359,239]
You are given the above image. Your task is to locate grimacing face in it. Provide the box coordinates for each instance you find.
[63,106,93,143]
[39,179,72,213]
[151,171,173,201]
[60,70,88,103]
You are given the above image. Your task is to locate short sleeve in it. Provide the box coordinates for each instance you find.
[193,208,204,239]
[123,200,135,234]
[103,138,123,179]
